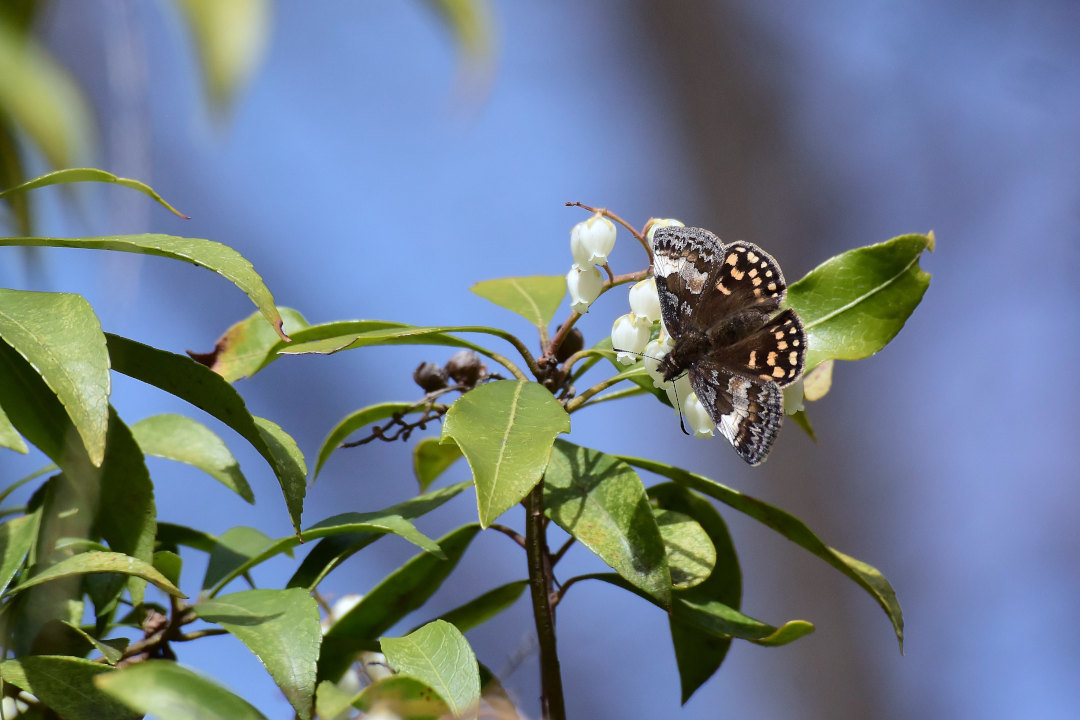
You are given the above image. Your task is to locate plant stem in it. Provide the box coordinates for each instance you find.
[525,483,566,720]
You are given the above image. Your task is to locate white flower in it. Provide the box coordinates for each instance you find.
[571,214,616,269]
[646,217,685,244]
[683,392,716,437]
[360,651,394,683]
[567,265,603,313]
[611,313,651,365]
[643,337,674,388]
[664,374,694,414]
[322,594,363,633]
[628,278,661,323]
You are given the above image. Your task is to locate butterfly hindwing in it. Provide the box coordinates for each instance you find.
[710,307,806,388]
[688,362,783,466]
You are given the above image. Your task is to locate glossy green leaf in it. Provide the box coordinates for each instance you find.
[544,440,670,605]
[157,521,217,554]
[94,660,270,720]
[654,508,715,590]
[0,656,134,720]
[0,167,188,217]
[788,233,933,373]
[194,588,321,720]
[382,620,480,719]
[0,338,156,601]
[0,289,110,465]
[209,504,447,597]
[623,456,904,651]
[442,380,569,527]
[174,0,270,111]
[0,513,36,594]
[426,580,528,633]
[802,358,834,401]
[352,674,449,720]
[154,550,182,588]
[286,481,472,590]
[315,679,355,720]
[6,550,184,598]
[52,620,127,665]
[470,275,565,329]
[132,413,253,503]
[189,307,309,382]
[203,526,275,592]
[319,524,481,683]
[414,436,463,492]
[272,321,490,357]
[0,235,289,341]
[314,401,414,479]
[0,399,28,453]
[0,21,92,168]
[106,334,305,531]
[649,483,741,702]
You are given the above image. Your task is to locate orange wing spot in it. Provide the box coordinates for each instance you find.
[730,267,745,280]
[772,366,786,379]
[777,340,788,350]
[753,287,762,298]
[767,282,777,291]
[747,251,759,263]
[789,326,799,334]
[792,339,801,347]
[774,330,784,340]
[749,350,758,367]
[789,351,799,366]
[760,261,769,269]
[748,267,759,278]
[767,351,778,366]
[726,253,739,266]
[752,276,762,286]
[716,282,732,295]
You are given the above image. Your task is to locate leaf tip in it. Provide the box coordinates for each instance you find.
[925,230,936,252]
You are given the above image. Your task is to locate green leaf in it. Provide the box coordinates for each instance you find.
[426,580,528,634]
[787,233,933,373]
[154,550,183,588]
[0,236,290,341]
[441,380,569,527]
[0,399,28,453]
[676,596,814,646]
[414,436,463,492]
[189,307,309,382]
[106,334,305,532]
[802,358,834,401]
[132,413,254,503]
[0,513,37,594]
[0,336,156,600]
[352,675,449,720]
[319,524,481,683]
[5,550,184,598]
[624,456,904,651]
[381,620,480,719]
[193,588,321,720]
[50,620,127,665]
[314,401,414,479]
[272,321,491,357]
[174,0,270,112]
[653,508,715,590]
[208,503,448,597]
[0,289,110,465]
[94,660,271,720]
[0,167,188,218]
[470,275,566,329]
[649,483,740,703]
[203,526,275,592]
[0,22,92,168]
[156,522,217,554]
[544,440,670,605]
[0,656,135,720]
[315,679,355,720]
[286,481,472,590]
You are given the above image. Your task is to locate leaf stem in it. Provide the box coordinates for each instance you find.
[564,372,636,412]
[525,483,566,720]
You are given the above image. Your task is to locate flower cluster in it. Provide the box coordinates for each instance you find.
[565,213,615,313]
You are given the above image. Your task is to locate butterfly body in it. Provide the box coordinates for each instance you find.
[651,226,806,465]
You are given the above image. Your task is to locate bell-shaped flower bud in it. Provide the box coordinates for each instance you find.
[567,265,603,313]
[643,337,674,388]
[683,392,717,437]
[664,374,694,414]
[645,217,685,245]
[571,214,616,270]
[629,277,661,323]
[611,313,651,365]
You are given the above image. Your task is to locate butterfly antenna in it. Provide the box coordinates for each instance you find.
[668,375,691,436]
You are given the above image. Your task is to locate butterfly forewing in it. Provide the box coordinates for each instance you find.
[650,226,807,465]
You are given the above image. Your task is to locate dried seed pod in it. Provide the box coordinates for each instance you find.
[445,350,485,386]
[413,361,448,393]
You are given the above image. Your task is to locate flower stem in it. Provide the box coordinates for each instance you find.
[525,483,566,720]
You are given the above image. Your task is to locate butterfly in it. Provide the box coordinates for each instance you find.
[651,226,806,465]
